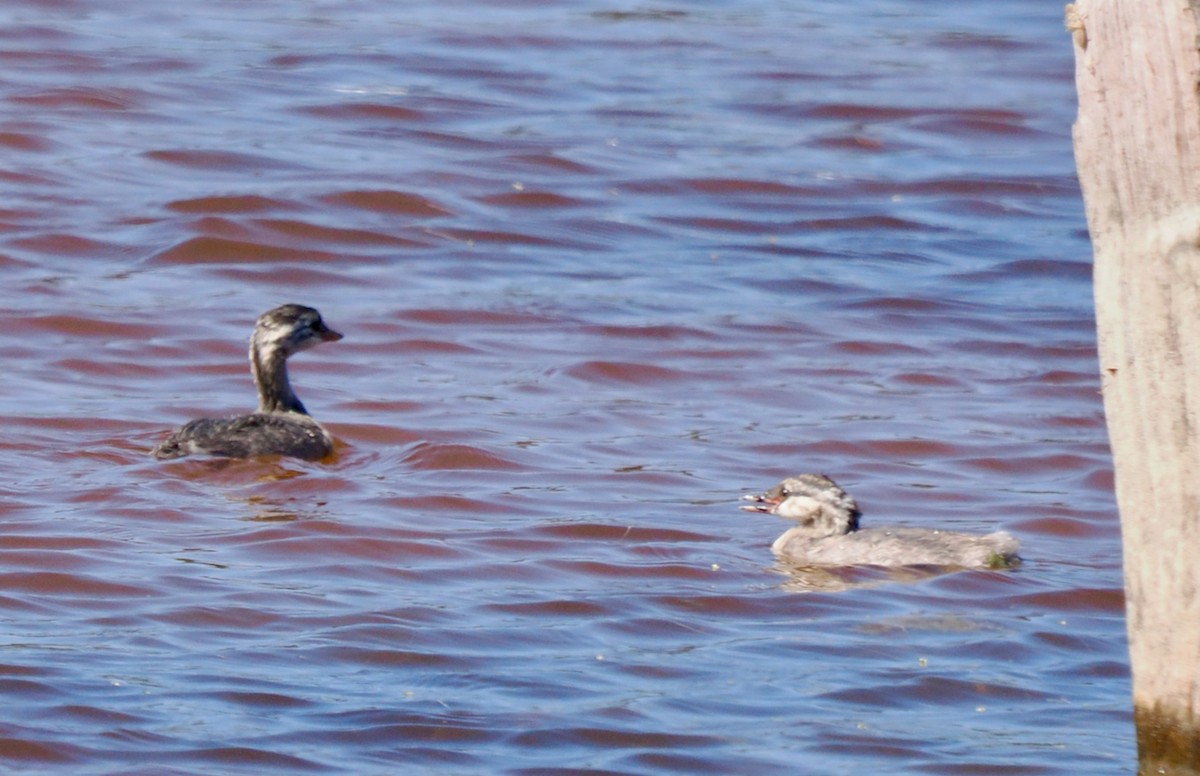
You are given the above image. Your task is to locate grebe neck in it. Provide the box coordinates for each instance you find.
[251,341,307,414]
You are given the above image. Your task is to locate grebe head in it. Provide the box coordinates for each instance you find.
[741,473,861,537]
[249,304,342,415]
[252,304,343,358]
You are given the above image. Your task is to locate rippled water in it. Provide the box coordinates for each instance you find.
[0,1,1129,773]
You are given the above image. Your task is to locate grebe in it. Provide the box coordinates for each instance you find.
[152,304,342,461]
[742,474,1019,569]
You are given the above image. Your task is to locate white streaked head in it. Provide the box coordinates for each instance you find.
[741,473,860,537]
[252,304,343,358]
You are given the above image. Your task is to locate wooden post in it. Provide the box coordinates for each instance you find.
[1067,2,1200,770]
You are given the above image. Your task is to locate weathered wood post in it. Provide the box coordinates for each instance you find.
[1067,2,1200,771]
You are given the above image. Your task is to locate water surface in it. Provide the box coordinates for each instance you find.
[0,1,1128,773]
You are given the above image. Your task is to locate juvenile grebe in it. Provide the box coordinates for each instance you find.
[742,474,1019,569]
[152,304,342,461]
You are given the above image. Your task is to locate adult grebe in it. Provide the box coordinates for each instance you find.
[742,474,1019,568]
[152,304,343,461]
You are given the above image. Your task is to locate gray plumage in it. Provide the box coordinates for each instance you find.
[742,474,1019,569]
[152,304,342,462]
